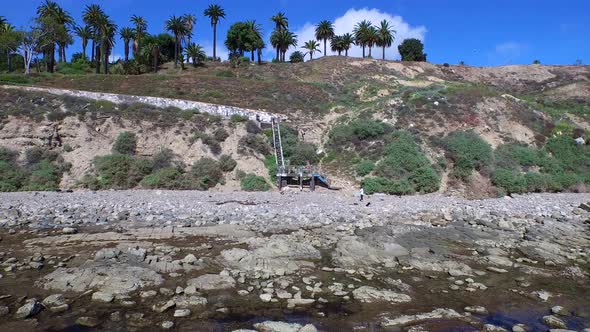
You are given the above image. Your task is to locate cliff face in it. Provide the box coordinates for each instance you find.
[1,58,588,195]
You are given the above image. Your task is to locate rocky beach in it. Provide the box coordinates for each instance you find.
[0,190,589,331]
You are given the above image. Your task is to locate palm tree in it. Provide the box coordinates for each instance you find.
[376,20,395,61]
[1,22,17,72]
[353,20,372,58]
[186,43,206,66]
[271,12,288,61]
[270,29,297,62]
[166,15,189,68]
[83,4,105,64]
[119,27,134,61]
[302,40,321,61]
[341,33,355,57]
[0,17,6,27]
[99,19,117,74]
[75,26,93,61]
[144,42,160,72]
[130,15,147,57]
[315,20,334,57]
[204,4,225,62]
[365,26,378,58]
[245,20,264,62]
[330,36,343,56]
[37,0,74,68]
[183,14,196,62]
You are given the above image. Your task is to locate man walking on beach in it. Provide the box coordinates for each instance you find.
[359,188,364,202]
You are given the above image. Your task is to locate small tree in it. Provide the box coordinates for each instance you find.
[112,132,137,155]
[16,26,48,75]
[532,59,541,64]
[290,51,304,63]
[398,38,427,62]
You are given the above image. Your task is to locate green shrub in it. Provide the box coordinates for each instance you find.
[289,143,320,166]
[141,167,191,189]
[230,114,248,123]
[495,143,540,169]
[361,177,415,195]
[443,130,493,179]
[25,147,59,165]
[545,135,590,173]
[240,174,270,191]
[329,119,389,147]
[56,61,92,75]
[219,155,237,172]
[112,132,138,155]
[23,160,60,191]
[0,146,19,164]
[191,157,223,189]
[265,154,278,183]
[193,132,221,155]
[90,154,153,189]
[0,161,27,192]
[356,160,375,176]
[213,128,230,142]
[152,148,177,170]
[410,166,440,192]
[238,134,271,155]
[0,74,32,84]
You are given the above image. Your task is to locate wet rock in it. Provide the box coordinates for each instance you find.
[551,305,569,316]
[41,262,163,294]
[352,286,411,303]
[483,324,509,332]
[182,254,198,265]
[253,321,302,332]
[62,227,77,234]
[0,305,9,317]
[76,316,100,328]
[543,315,567,329]
[381,308,462,327]
[172,295,208,308]
[152,300,175,313]
[259,293,272,302]
[94,248,121,260]
[161,321,174,329]
[15,299,42,319]
[91,291,114,303]
[511,324,527,332]
[487,266,509,273]
[464,305,488,314]
[140,290,157,298]
[173,309,191,317]
[42,294,69,312]
[187,273,236,290]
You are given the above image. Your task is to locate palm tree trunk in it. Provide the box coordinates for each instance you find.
[251,50,254,62]
[257,48,262,65]
[382,46,385,60]
[124,42,129,62]
[309,53,313,61]
[7,50,11,72]
[213,24,217,61]
[362,45,366,58]
[368,46,372,58]
[153,52,158,72]
[91,39,95,63]
[276,48,280,62]
[324,39,327,57]
[50,44,55,73]
[95,45,101,74]
[82,43,87,61]
[104,47,109,74]
[345,49,348,57]
[174,38,178,68]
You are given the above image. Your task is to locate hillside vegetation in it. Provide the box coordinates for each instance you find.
[1,57,589,197]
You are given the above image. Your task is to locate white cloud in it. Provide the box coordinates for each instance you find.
[488,42,528,65]
[288,8,427,61]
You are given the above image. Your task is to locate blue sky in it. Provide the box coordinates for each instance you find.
[3,0,589,66]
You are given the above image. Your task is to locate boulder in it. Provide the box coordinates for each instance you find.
[15,299,42,319]
[352,286,411,303]
[187,274,236,291]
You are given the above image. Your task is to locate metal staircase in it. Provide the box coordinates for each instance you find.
[271,117,286,176]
